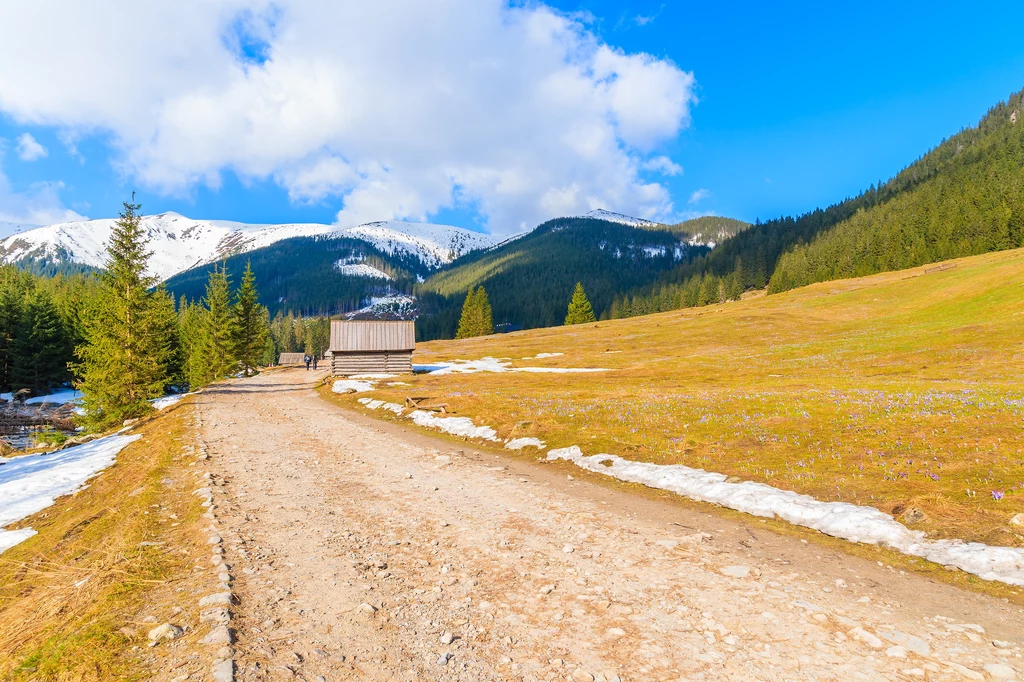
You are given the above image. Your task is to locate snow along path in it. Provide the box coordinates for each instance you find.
[355,394,1024,588]
[547,447,1024,587]
[0,433,141,553]
[196,369,1022,682]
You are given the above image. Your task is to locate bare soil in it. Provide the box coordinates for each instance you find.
[200,369,1024,681]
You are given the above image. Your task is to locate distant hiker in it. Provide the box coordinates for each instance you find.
[304,354,311,371]
[312,355,319,370]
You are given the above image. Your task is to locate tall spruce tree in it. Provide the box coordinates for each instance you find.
[564,282,596,325]
[198,263,237,383]
[232,261,269,377]
[76,196,172,428]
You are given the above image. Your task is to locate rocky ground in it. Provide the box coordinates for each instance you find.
[195,369,1024,681]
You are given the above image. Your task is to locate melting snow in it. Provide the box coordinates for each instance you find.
[408,410,499,441]
[335,262,392,280]
[426,357,606,375]
[1,388,81,405]
[333,380,375,394]
[505,437,546,450]
[0,434,141,554]
[151,394,186,410]
[547,446,1024,587]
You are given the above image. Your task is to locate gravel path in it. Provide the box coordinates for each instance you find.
[200,369,1024,682]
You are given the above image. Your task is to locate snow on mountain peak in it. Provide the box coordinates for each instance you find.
[577,209,663,229]
[0,213,499,281]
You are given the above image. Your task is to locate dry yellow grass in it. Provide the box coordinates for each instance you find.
[348,249,1024,549]
[0,401,205,680]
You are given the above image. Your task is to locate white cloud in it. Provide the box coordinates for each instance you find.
[0,165,84,225]
[0,1,696,234]
[15,133,47,161]
[688,188,711,204]
[642,155,682,176]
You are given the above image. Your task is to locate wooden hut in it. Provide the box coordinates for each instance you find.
[278,352,307,365]
[329,320,415,375]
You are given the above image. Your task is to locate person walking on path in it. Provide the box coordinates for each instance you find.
[312,355,319,370]
[304,354,311,371]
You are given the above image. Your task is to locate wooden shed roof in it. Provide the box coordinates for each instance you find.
[330,320,416,352]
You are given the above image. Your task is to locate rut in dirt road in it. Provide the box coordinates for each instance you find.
[193,369,1024,682]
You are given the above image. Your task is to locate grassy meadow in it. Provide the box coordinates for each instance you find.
[352,248,1024,549]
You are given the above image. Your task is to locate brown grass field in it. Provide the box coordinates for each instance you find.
[0,402,205,680]
[342,248,1024,553]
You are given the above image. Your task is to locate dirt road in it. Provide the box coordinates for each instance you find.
[198,369,1023,681]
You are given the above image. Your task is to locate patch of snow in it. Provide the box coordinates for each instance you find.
[0,388,82,405]
[533,352,564,359]
[546,447,1024,587]
[576,209,661,229]
[0,434,141,555]
[505,437,546,450]
[642,245,667,258]
[333,380,376,394]
[357,397,404,415]
[350,373,396,379]
[334,261,392,280]
[408,410,498,441]
[426,357,606,375]
[346,294,415,320]
[151,394,186,410]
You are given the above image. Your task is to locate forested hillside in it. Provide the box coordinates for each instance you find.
[165,235,421,317]
[660,216,750,244]
[608,86,1024,318]
[769,89,1024,291]
[414,217,706,339]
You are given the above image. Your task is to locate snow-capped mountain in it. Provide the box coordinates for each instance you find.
[0,212,499,282]
[575,209,663,229]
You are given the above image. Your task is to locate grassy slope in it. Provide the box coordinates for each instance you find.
[356,248,1024,551]
[0,402,206,680]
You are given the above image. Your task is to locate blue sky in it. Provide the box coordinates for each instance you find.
[1,1,1022,232]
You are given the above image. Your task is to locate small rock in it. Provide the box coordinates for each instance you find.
[572,670,596,682]
[199,592,233,607]
[886,646,908,658]
[312,648,330,659]
[357,602,378,614]
[983,663,1017,680]
[216,646,233,659]
[200,607,231,624]
[200,626,233,645]
[436,652,453,666]
[563,545,575,554]
[208,535,222,544]
[147,623,183,642]
[440,632,455,645]
[211,658,233,682]
[720,565,750,578]
[606,627,626,638]
[850,627,883,649]
[539,584,555,594]
[992,640,1013,650]
[1009,513,1024,527]
[316,677,327,682]
[835,578,848,589]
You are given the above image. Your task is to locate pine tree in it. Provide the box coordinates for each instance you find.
[0,283,25,392]
[232,261,269,377]
[197,263,237,383]
[11,290,70,393]
[455,286,494,338]
[564,282,597,325]
[477,286,493,335]
[455,287,479,339]
[76,196,172,428]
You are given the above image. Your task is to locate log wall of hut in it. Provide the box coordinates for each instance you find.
[331,351,413,376]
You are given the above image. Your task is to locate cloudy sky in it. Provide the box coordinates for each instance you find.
[1,1,1023,234]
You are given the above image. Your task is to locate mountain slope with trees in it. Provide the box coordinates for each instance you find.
[414,217,708,339]
[608,86,1024,319]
